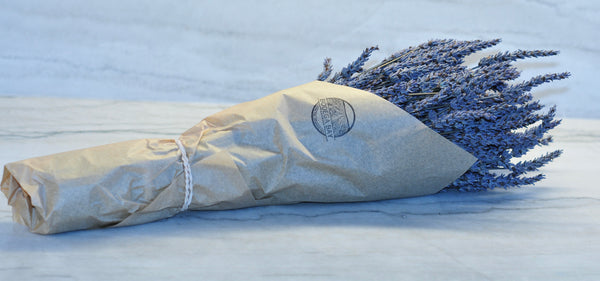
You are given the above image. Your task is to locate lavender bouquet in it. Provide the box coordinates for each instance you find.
[319,39,568,191]
[1,39,567,234]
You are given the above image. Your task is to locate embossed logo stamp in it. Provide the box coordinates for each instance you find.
[311,98,355,140]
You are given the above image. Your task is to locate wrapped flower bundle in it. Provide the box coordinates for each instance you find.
[1,39,568,234]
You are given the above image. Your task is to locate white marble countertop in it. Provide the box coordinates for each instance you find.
[1,1,599,280]
[1,97,599,280]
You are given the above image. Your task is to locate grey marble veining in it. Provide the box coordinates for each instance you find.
[0,97,599,280]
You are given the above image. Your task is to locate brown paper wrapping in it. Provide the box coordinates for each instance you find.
[1,81,476,234]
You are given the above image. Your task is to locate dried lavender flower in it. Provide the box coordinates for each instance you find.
[319,39,569,191]
[317,58,333,82]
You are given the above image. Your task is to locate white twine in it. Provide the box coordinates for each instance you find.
[175,138,193,211]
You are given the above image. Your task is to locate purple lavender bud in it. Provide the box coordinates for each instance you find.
[479,50,559,67]
[331,46,378,83]
[317,58,333,81]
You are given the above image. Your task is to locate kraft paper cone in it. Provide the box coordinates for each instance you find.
[1,81,476,234]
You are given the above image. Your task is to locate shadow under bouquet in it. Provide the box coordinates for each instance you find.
[1,39,568,234]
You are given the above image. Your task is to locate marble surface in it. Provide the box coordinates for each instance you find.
[1,97,599,280]
[1,1,600,280]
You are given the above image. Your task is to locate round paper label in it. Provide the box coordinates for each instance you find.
[311,97,355,140]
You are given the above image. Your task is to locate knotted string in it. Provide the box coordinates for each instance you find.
[175,138,193,211]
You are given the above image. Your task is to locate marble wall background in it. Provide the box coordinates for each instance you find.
[0,0,598,117]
